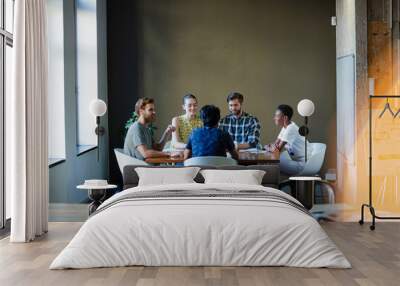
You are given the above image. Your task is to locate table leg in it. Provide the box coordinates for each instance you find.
[295,181,314,210]
[88,189,106,215]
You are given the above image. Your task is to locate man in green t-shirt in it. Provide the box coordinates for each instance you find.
[124,98,179,160]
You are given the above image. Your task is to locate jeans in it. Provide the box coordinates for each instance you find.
[279,151,305,175]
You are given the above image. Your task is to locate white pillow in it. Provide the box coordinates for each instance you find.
[200,169,266,185]
[136,167,201,186]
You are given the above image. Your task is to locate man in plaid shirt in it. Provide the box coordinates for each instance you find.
[219,92,261,150]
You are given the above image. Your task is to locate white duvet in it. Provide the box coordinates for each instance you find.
[50,183,350,269]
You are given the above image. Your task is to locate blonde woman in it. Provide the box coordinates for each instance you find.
[171,94,202,149]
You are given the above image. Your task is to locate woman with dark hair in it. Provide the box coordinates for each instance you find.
[171,94,203,149]
[184,105,238,160]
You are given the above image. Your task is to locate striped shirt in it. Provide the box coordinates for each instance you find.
[219,112,261,148]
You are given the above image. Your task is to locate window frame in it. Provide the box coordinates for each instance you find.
[47,0,66,167]
[74,0,99,155]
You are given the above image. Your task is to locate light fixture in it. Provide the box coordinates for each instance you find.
[89,99,107,161]
[297,99,315,117]
[297,99,315,162]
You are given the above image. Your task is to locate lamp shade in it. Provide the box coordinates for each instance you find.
[297,99,315,117]
[89,99,107,117]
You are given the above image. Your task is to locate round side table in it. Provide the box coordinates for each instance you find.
[77,184,117,215]
[289,176,322,210]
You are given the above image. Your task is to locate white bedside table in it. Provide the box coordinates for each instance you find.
[77,183,117,215]
[289,176,322,210]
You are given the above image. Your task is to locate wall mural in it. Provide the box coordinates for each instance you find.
[364,0,400,216]
[372,103,400,211]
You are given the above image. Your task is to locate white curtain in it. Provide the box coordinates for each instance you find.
[9,0,49,242]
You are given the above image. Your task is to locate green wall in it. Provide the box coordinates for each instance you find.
[107,0,337,181]
[136,0,337,171]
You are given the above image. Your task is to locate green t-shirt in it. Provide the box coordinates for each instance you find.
[123,121,154,160]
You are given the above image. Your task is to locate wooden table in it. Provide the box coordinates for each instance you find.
[145,150,280,165]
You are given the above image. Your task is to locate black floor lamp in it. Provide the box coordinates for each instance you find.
[286,99,316,210]
[297,99,315,162]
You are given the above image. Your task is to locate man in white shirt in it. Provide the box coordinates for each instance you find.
[264,105,312,175]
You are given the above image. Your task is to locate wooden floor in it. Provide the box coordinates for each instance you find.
[0,222,399,286]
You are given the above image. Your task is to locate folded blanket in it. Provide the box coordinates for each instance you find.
[92,188,311,218]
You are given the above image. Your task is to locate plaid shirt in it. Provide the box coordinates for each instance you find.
[219,112,261,147]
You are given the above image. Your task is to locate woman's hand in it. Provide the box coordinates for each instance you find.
[164,125,176,137]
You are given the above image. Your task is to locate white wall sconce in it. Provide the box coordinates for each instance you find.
[297,99,315,162]
[89,99,107,161]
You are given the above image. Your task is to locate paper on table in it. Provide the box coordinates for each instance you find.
[239,148,267,154]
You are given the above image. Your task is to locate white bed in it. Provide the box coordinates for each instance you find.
[50,183,350,269]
